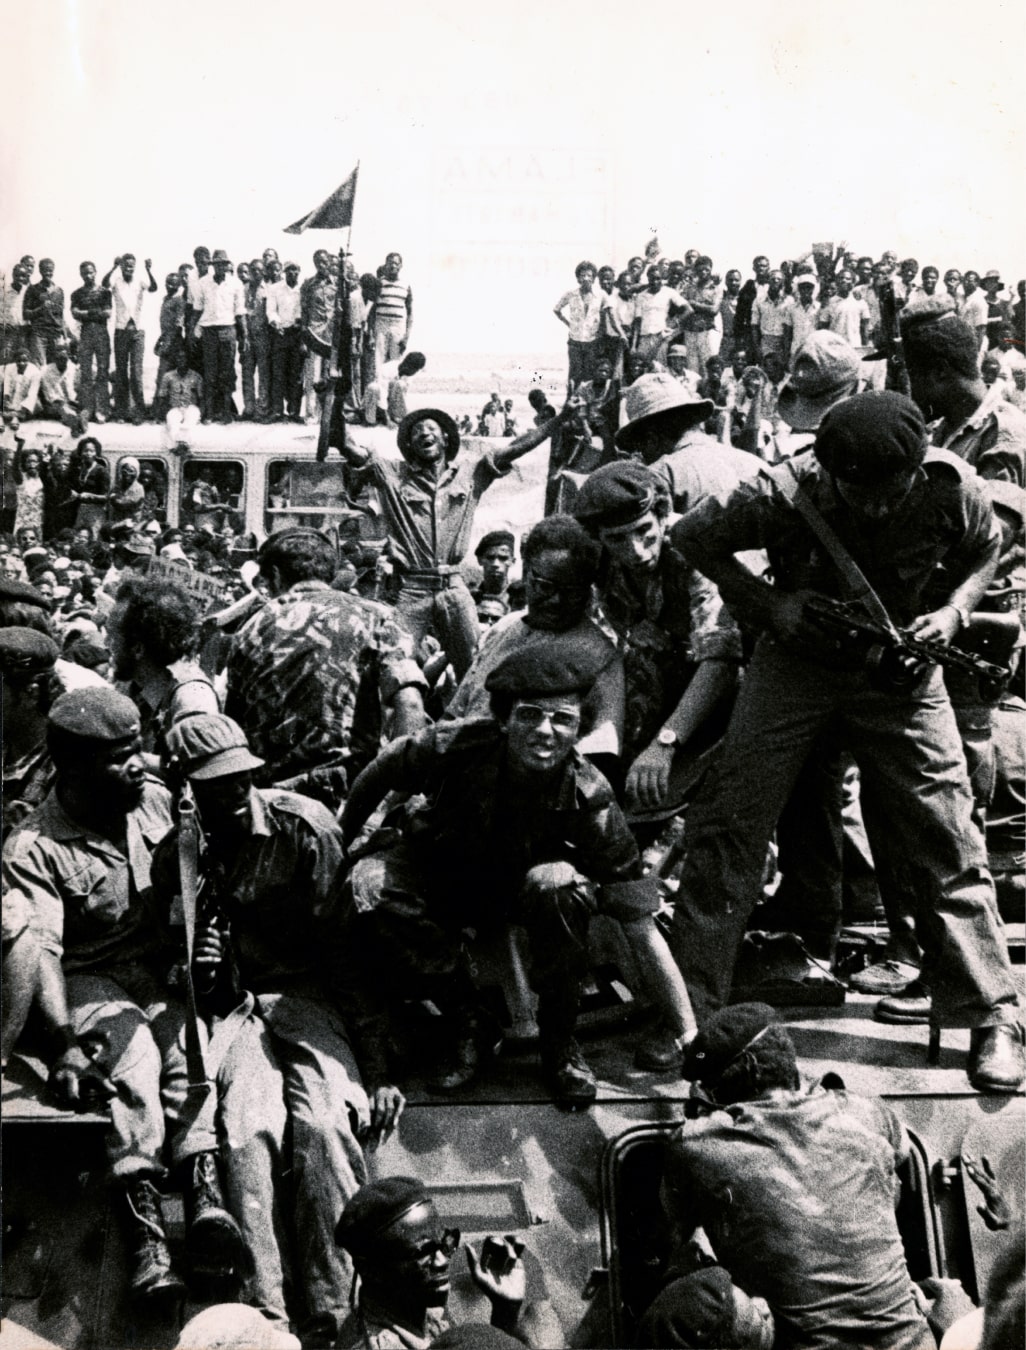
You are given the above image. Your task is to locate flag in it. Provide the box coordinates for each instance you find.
[283,165,359,234]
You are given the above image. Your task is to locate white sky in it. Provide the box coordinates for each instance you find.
[4,0,1024,356]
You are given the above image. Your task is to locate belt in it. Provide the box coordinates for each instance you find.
[401,565,463,593]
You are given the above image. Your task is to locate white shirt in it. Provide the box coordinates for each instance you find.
[790,301,820,358]
[195,274,246,327]
[823,294,870,348]
[110,270,148,329]
[960,289,989,333]
[265,281,302,329]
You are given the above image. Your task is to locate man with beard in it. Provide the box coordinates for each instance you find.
[1,688,244,1300]
[342,408,561,678]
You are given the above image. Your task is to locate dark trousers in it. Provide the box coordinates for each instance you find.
[113,326,146,416]
[77,324,110,421]
[201,326,238,419]
[270,328,304,418]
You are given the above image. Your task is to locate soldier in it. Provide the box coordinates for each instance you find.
[667,391,1024,1091]
[158,714,405,1346]
[2,688,244,1299]
[342,640,694,1108]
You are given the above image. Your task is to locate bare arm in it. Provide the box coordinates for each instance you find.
[492,408,568,473]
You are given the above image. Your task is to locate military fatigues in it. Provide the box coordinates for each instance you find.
[2,782,220,1179]
[153,786,374,1342]
[346,720,658,1058]
[596,521,743,763]
[669,447,1019,1029]
[348,446,512,678]
[225,580,425,788]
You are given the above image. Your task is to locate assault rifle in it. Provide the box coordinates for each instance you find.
[863,278,911,396]
[803,596,1012,699]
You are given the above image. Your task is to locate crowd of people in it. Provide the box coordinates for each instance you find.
[1,235,1024,1350]
[1,247,417,450]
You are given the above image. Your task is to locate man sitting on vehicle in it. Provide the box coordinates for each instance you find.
[661,1003,935,1350]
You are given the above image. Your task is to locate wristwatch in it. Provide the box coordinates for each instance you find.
[657,727,678,748]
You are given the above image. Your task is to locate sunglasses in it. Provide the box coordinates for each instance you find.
[404,1228,461,1267]
[510,704,580,733]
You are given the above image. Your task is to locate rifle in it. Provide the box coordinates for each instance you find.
[176,790,214,1096]
[863,278,911,396]
[803,596,1012,699]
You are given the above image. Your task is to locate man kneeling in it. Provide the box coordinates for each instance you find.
[342,638,694,1109]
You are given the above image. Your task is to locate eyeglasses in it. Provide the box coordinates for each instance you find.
[510,704,581,733]
[526,571,589,602]
[404,1228,461,1267]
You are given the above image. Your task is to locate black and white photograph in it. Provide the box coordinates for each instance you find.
[2,1,1024,1346]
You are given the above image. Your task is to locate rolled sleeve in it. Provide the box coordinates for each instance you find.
[687,568,743,663]
[2,835,63,958]
[370,611,429,703]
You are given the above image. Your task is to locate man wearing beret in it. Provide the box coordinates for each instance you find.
[2,688,245,1300]
[341,407,564,678]
[342,639,693,1107]
[156,713,406,1344]
[574,459,743,815]
[225,526,427,798]
[469,529,516,614]
[669,390,1024,1091]
[334,1176,555,1349]
[660,1004,934,1350]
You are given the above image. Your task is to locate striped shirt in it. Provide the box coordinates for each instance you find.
[375,279,411,328]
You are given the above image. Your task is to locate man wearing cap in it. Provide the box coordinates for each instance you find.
[573,460,742,817]
[2,687,245,1300]
[342,639,693,1106]
[334,1177,551,1349]
[155,712,404,1343]
[771,329,862,461]
[225,526,427,796]
[751,269,794,367]
[789,275,821,364]
[341,408,563,678]
[661,1003,935,1350]
[668,390,1024,1091]
[1,626,60,839]
[194,251,248,425]
[103,255,158,425]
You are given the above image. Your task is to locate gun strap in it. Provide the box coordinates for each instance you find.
[177,802,211,1093]
[771,460,904,643]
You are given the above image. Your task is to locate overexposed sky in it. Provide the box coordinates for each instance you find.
[4,0,1024,355]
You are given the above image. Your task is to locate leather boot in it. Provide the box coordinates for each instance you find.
[121,1178,186,1301]
[540,1037,597,1110]
[428,1008,498,1094]
[183,1151,248,1286]
[967,1024,1026,1093]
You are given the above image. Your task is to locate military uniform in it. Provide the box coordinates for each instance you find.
[669,409,1019,1044]
[225,580,425,787]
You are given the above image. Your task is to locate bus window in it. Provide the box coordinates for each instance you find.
[115,456,168,528]
[264,459,375,541]
[182,460,245,538]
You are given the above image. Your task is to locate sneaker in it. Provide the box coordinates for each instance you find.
[848,959,920,996]
[874,980,932,1025]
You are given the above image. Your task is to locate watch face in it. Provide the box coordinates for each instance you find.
[658,728,676,747]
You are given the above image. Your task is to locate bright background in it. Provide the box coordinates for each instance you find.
[4,0,1023,362]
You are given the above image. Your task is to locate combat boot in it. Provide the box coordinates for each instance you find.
[428,1008,498,1094]
[121,1178,186,1301]
[540,1037,597,1110]
[182,1150,248,1288]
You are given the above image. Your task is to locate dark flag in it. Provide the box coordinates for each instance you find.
[283,165,359,234]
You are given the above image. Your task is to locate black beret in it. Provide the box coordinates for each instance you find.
[682,1003,781,1086]
[48,687,141,743]
[815,390,927,484]
[0,626,59,677]
[573,461,660,530]
[485,628,610,699]
[397,409,461,464]
[335,1176,430,1260]
[475,530,515,559]
[0,574,51,609]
